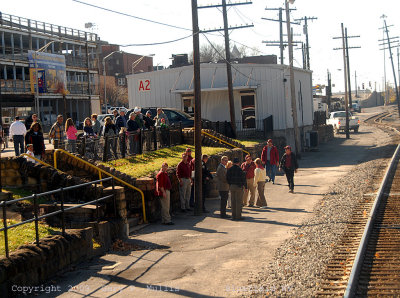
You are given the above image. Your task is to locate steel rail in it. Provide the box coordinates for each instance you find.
[344,143,400,297]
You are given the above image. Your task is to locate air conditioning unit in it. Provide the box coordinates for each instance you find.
[305,131,318,148]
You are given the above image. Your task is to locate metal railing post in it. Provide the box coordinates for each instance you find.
[103,136,109,162]
[112,178,116,217]
[2,199,9,258]
[121,133,126,158]
[33,194,40,246]
[153,126,157,151]
[60,188,65,236]
[95,182,99,223]
[82,137,86,156]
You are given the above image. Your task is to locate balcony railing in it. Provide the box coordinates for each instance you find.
[0,12,97,43]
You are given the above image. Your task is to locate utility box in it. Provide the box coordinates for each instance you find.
[305,131,318,148]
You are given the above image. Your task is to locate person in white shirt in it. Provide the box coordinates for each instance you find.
[25,144,37,164]
[253,158,268,208]
[9,116,27,156]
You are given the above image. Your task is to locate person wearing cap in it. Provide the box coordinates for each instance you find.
[133,107,144,129]
[186,148,195,208]
[9,116,27,156]
[261,139,280,184]
[227,157,247,220]
[115,109,127,133]
[127,112,141,155]
[155,162,174,225]
[176,153,192,212]
[143,110,155,129]
[279,145,299,193]
[241,155,257,207]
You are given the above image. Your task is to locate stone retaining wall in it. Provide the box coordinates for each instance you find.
[0,228,93,298]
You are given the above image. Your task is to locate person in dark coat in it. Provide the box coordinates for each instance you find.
[127,113,141,155]
[227,157,247,220]
[143,110,155,129]
[202,154,213,213]
[24,122,45,160]
[279,145,299,193]
[103,117,118,159]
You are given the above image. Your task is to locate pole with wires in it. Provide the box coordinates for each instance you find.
[222,0,237,138]
[191,0,203,216]
[285,0,301,157]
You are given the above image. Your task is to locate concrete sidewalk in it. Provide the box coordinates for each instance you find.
[30,111,391,298]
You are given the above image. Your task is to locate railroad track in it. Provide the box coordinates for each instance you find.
[317,111,400,297]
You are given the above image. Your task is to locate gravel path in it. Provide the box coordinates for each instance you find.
[246,133,396,297]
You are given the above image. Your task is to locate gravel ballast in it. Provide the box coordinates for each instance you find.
[246,141,396,297]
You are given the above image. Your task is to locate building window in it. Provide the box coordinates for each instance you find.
[117,78,126,86]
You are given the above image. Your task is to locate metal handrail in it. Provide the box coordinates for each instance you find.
[53,149,147,223]
[0,176,114,258]
[201,130,250,155]
[19,153,58,169]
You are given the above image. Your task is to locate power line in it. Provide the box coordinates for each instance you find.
[202,32,290,85]
[120,33,194,47]
[71,0,191,31]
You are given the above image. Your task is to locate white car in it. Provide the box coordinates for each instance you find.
[327,111,360,133]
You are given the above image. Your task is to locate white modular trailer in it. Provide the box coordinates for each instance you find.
[127,63,313,131]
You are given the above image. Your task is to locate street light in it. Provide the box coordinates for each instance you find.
[131,54,155,74]
[103,51,122,112]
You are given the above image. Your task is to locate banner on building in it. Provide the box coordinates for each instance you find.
[28,50,68,95]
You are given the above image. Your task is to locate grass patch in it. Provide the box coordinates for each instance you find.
[233,138,266,147]
[0,219,61,255]
[2,188,49,206]
[102,144,227,178]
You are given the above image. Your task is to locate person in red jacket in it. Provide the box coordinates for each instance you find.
[261,139,279,184]
[155,162,174,225]
[241,155,257,206]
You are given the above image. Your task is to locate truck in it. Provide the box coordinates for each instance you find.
[327,111,360,134]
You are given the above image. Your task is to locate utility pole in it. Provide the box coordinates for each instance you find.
[355,71,358,98]
[327,69,332,110]
[222,0,237,138]
[262,6,297,64]
[345,29,353,107]
[333,25,360,137]
[285,0,301,156]
[199,1,253,138]
[191,0,203,216]
[383,20,400,116]
[341,24,350,139]
[294,16,317,70]
[380,15,388,105]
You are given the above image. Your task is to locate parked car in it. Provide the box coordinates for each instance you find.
[97,114,115,126]
[127,107,209,128]
[327,111,360,133]
[352,103,361,113]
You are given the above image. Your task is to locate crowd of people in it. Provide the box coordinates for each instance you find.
[7,107,172,159]
[155,139,299,224]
